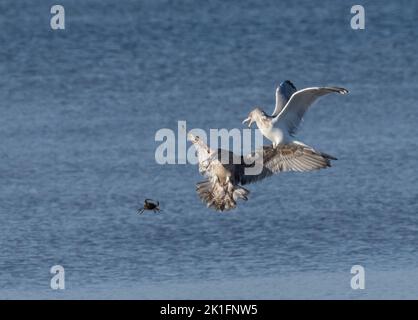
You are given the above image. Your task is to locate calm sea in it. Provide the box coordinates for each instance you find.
[0,0,418,298]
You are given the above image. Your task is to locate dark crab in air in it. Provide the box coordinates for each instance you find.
[138,199,161,214]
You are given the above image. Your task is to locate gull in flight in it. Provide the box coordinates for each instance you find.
[272,80,298,117]
[188,133,336,211]
[243,83,348,147]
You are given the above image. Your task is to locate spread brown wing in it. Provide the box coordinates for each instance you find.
[238,143,337,185]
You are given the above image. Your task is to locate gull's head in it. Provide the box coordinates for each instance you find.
[242,107,264,128]
[187,133,208,149]
[187,133,200,144]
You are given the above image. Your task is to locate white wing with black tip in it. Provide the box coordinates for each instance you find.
[273,87,348,136]
[271,80,297,117]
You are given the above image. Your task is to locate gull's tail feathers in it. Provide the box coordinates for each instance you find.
[196,179,249,212]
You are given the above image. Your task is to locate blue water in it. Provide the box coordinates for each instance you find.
[1,0,418,299]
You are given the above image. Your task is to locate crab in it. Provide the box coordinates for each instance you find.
[138,199,161,214]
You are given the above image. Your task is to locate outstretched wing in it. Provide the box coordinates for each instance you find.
[271,80,297,117]
[238,143,337,185]
[274,87,348,136]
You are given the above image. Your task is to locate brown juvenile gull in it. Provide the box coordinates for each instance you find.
[188,133,336,212]
[243,86,348,147]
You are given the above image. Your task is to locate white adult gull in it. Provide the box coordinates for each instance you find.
[272,80,298,117]
[243,85,348,147]
[188,133,336,212]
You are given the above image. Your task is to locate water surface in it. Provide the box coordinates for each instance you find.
[0,0,417,299]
